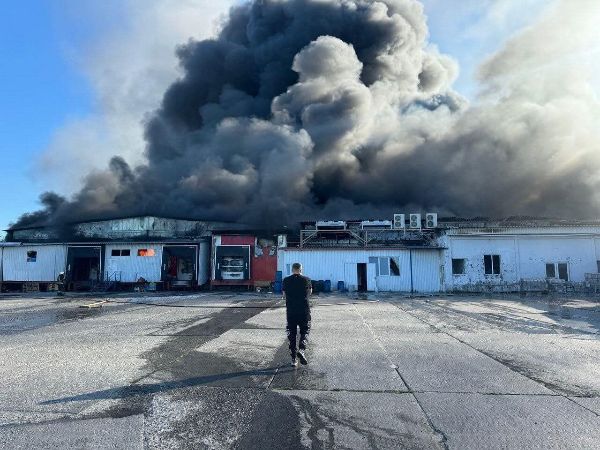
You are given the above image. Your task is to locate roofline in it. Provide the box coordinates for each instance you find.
[6,215,246,231]
[280,246,445,251]
[0,239,210,247]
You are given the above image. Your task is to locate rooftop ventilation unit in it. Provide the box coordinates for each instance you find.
[360,220,392,230]
[393,214,405,229]
[316,220,347,230]
[425,213,438,229]
[409,214,422,229]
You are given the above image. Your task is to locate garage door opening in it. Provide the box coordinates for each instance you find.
[66,246,102,290]
[162,245,197,289]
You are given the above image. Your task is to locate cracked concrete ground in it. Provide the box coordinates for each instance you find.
[0,292,599,449]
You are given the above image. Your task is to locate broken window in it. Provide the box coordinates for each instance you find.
[558,263,569,281]
[26,251,37,262]
[484,254,500,275]
[111,249,131,257]
[389,258,400,276]
[137,249,156,257]
[546,262,569,281]
[452,259,465,275]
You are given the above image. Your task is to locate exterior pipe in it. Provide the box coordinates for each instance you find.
[409,249,414,294]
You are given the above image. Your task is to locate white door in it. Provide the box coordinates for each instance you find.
[367,263,377,291]
[344,263,358,291]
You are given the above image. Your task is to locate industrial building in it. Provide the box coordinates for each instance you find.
[2,214,600,294]
[1,216,237,292]
[278,216,600,294]
[440,219,600,293]
[277,218,444,293]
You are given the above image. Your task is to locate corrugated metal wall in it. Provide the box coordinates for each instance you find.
[198,241,210,285]
[104,244,163,282]
[2,245,67,282]
[411,250,442,292]
[278,249,442,292]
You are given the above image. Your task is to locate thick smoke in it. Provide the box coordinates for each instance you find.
[14,0,600,229]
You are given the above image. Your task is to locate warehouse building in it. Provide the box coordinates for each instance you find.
[440,219,600,292]
[277,217,444,293]
[277,216,600,294]
[1,216,239,292]
[3,214,600,294]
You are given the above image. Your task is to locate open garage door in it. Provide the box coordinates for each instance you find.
[162,245,197,288]
[66,246,102,290]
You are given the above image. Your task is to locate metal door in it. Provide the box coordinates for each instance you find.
[367,263,377,292]
[344,263,358,291]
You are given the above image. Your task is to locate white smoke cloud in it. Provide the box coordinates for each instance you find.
[35,0,236,194]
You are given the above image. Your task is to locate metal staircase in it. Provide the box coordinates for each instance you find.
[91,271,122,292]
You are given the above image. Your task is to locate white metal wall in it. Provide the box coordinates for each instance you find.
[517,237,596,281]
[412,250,442,293]
[278,249,442,292]
[444,237,518,290]
[2,245,67,282]
[104,244,163,282]
[445,235,600,290]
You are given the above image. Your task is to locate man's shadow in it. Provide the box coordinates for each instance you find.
[41,365,295,405]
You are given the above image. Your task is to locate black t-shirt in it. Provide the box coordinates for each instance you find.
[283,274,311,316]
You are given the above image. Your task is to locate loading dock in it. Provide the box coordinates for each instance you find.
[66,246,102,290]
[162,245,198,289]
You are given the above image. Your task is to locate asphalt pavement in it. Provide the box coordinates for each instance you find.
[0,291,599,449]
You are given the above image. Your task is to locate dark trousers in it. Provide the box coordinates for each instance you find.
[287,314,311,356]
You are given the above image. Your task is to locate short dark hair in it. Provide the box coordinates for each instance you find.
[292,262,302,272]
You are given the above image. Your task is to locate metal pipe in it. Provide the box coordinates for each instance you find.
[409,249,414,294]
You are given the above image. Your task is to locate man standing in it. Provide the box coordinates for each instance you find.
[282,263,312,367]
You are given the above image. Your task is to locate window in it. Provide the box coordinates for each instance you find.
[111,249,131,257]
[597,260,600,274]
[379,257,390,276]
[371,257,400,276]
[545,262,569,281]
[484,254,501,275]
[452,259,465,275]
[26,251,37,262]
[389,258,400,276]
[557,263,569,281]
[137,248,156,257]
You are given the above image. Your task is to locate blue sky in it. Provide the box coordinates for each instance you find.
[0,1,91,233]
[0,0,551,238]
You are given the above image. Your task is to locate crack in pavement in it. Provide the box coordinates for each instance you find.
[351,304,449,449]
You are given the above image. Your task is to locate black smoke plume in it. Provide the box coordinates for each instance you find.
[12,0,600,230]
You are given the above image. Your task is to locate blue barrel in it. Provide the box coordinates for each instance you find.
[324,280,331,293]
[275,271,283,282]
[337,281,345,292]
[273,281,282,294]
[318,280,325,293]
[312,280,320,294]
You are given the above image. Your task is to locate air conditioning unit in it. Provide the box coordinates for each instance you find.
[393,214,405,229]
[425,213,438,229]
[361,220,392,230]
[409,213,422,229]
[316,220,347,230]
